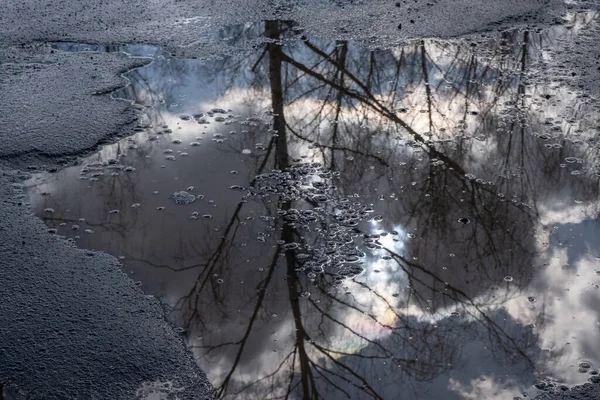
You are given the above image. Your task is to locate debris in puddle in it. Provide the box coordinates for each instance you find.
[170,191,197,205]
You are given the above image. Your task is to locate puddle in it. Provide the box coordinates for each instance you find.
[26,14,600,400]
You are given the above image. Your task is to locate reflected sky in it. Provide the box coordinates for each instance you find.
[27,13,600,399]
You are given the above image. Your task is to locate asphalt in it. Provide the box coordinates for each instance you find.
[0,0,599,399]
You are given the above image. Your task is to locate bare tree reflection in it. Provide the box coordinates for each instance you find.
[29,14,600,400]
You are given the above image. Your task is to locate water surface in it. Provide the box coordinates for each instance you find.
[27,15,600,399]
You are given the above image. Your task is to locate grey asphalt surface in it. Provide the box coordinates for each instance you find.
[1,0,599,399]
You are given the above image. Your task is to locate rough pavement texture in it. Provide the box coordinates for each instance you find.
[0,172,215,399]
[558,9,600,95]
[0,43,147,170]
[0,0,599,399]
[0,0,572,57]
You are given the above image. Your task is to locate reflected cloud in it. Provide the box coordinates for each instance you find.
[28,13,600,399]
[448,376,520,400]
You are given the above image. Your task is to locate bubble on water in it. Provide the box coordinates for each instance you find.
[109,209,120,214]
[148,135,158,141]
[170,191,196,205]
[528,296,536,303]
[131,203,141,208]
[202,214,212,220]
[107,163,123,170]
[216,278,224,284]
[282,242,299,250]
[153,191,159,195]
[44,208,55,214]
[580,361,592,369]
[230,185,245,191]
[458,217,471,225]
[124,166,136,172]
[565,157,580,163]
[190,142,200,146]
[230,170,239,175]
[180,152,188,157]
[180,115,191,121]
[47,228,57,234]
[250,162,386,279]
[534,380,548,390]
[504,276,514,282]
[171,139,182,144]
[163,149,173,154]
[165,155,176,161]
[570,170,581,175]
[157,206,165,211]
[242,149,252,155]
[300,291,311,298]
[84,229,94,234]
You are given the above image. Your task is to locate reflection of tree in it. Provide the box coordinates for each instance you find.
[32,14,600,400]
[170,21,561,399]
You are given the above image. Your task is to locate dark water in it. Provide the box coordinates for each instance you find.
[26,14,600,400]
